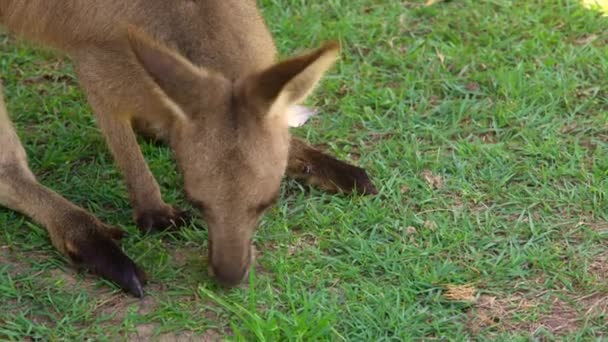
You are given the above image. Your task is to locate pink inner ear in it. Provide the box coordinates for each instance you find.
[287,105,320,127]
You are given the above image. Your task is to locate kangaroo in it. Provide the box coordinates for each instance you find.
[0,0,376,297]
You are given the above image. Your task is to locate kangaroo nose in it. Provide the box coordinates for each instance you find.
[208,244,254,287]
[212,263,249,287]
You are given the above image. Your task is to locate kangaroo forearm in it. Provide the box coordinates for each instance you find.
[3,174,75,244]
[96,115,164,211]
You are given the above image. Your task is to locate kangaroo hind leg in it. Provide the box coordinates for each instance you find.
[0,83,147,297]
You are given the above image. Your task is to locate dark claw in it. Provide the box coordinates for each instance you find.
[67,230,147,297]
[124,267,146,298]
[135,207,191,233]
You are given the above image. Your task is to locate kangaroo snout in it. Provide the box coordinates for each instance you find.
[211,261,250,287]
[208,242,254,287]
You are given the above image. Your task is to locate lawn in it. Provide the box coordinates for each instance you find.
[1,0,607,340]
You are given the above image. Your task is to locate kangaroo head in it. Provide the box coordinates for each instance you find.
[127,27,339,286]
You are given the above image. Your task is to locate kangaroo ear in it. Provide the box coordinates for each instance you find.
[246,42,340,121]
[287,105,319,127]
[127,26,209,118]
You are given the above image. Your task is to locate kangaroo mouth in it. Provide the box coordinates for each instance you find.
[207,242,255,286]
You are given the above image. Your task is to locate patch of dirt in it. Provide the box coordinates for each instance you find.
[172,246,203,268]
[48,268,81,288]
[94,283,164,324]
[442,192,494,217]
[367,131,395,144]
[536,297,579,334]
[589,251,608,283]
[506,210,542,225]
[477,131,496,144]
[580,293,608,318]
[567,220,608,244]
[585,221,608,234]
[130,324,221,342]
[467,291,607,337]
[404,226,417,236]
[465,82,481,92]
[468,294,537,334]
[0,245,23,276]
[287,234,318,256]
[574,34,599,45]
[93,284,225,339]
[0,227,223,341]
[137,294,160,316]
[0,246,57,278]
[420,170,443,189]
[22,73,76,86]
[423,220,438,232]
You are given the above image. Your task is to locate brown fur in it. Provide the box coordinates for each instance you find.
[0,0,376,294]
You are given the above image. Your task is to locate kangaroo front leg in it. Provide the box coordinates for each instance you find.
[91,110,190,233]
[0,85,146,297]
[74,67,189,233]
[287,137,378,195]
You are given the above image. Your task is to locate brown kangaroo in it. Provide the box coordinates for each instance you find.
[0,0,376,297]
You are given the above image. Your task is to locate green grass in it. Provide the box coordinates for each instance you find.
[1,0,607,340]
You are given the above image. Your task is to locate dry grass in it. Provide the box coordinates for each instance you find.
[444,284,476,302]
[467,291,608,337]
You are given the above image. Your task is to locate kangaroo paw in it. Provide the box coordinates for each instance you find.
[135,205,191,233]
[62,214,147,297]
